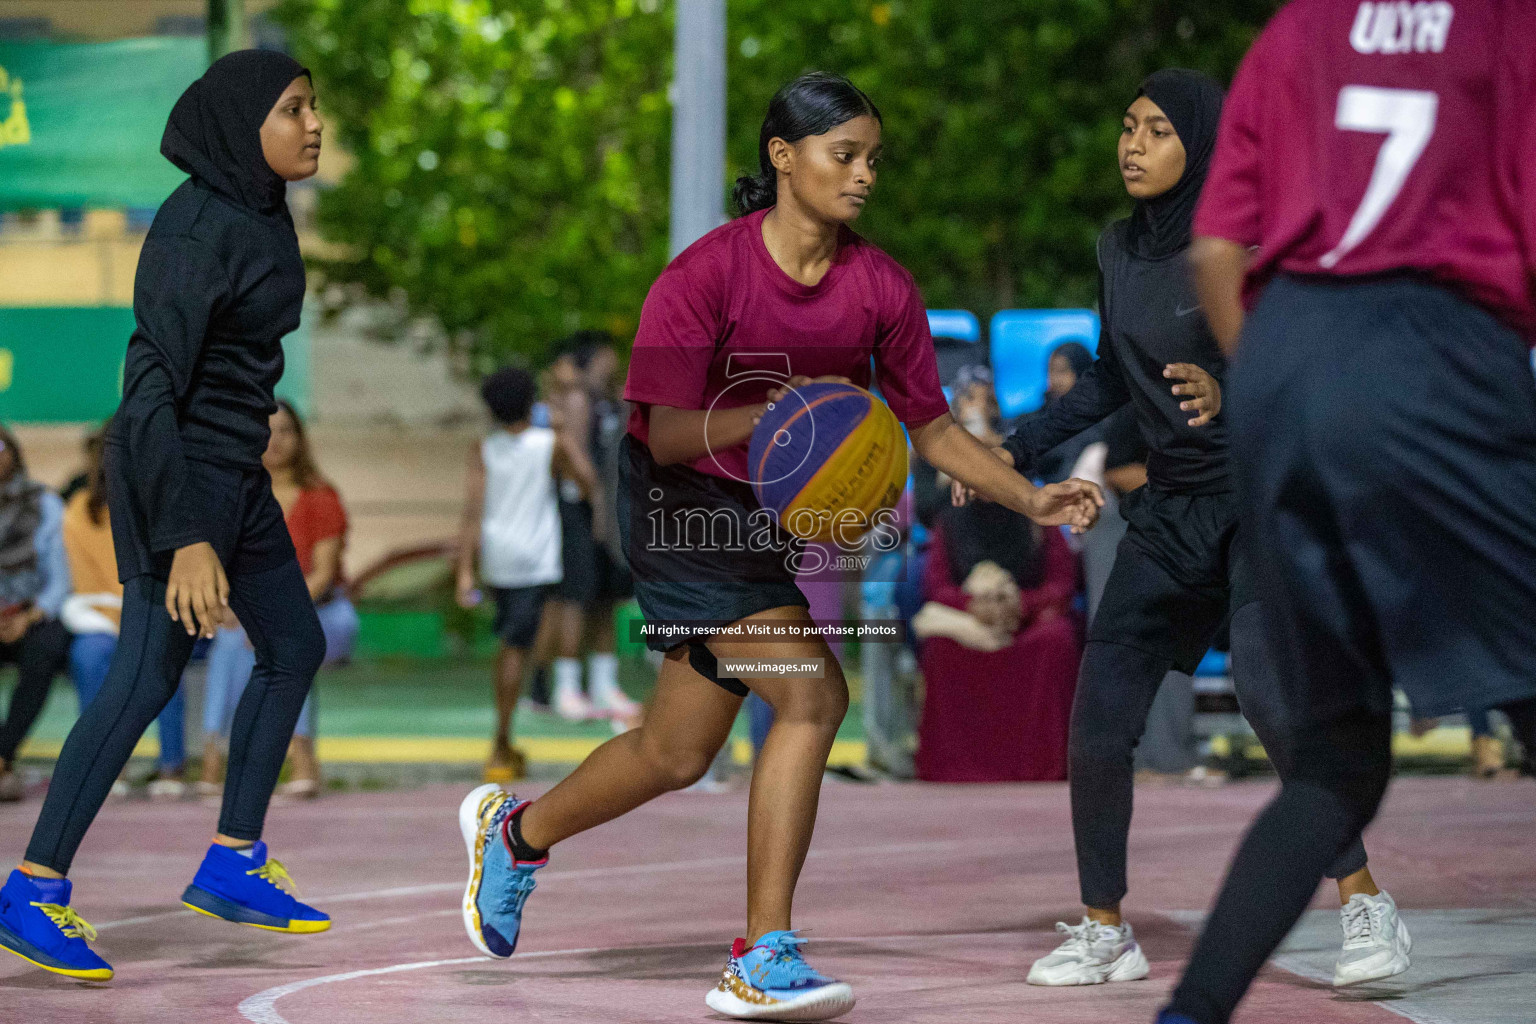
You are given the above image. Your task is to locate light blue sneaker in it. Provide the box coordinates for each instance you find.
[458,783,546,958]
[704,930,855,1021]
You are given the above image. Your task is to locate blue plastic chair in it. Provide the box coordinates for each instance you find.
[927,309,980,344]
[926,309,984,391]
[989,309,1100,419]
[1194,650,1230,677]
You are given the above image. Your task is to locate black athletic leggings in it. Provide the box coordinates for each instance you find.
[26,560,322,873]
[1070,600,1369,910]
[1167,696,1536,1024]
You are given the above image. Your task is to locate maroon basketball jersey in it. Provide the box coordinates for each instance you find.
[1195,0,1536,339]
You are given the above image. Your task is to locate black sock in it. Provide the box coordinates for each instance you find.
[503,803,548,863]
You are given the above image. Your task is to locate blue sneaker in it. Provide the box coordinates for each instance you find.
[458,783,546,958]
[1156,1014,1202,1024]
[180,841,330,933]
[0,869,114,980]
[704,930,855,1021]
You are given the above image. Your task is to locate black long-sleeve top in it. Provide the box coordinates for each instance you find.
[1001,220,1229,494]
[108,179,304,552]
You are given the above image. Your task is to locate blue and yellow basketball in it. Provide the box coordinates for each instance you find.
[748,382,908,543]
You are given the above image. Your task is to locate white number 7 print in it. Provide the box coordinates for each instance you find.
[1320,85,1439,269]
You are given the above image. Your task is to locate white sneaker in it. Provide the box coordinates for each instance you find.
[590,684,641,720]
[554,688,596,721]
[1027,917,1150,986]
[1334,891,1411,986]
[146,777,188,801]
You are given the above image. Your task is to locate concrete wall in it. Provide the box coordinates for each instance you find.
[1,1,282,42]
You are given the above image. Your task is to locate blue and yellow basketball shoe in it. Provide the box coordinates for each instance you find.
[0,869,114,980]
[458,783,546,958]
[704,930,856,1021]
[180,841,330,933]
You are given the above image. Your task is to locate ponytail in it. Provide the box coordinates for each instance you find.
[731,172,777,216]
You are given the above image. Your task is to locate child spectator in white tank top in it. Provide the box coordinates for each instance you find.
[456,367,596,784]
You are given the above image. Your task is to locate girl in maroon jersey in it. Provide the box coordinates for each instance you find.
[455,72,1102,1021]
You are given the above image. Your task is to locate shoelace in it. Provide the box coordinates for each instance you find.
[247,858,300,897]
[31,902,97,942]
[1340,900,1378,947]
[759,932,827,984]
[498,871,538,916]
[1054,918,1119,957]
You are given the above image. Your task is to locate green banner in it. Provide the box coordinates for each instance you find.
[0,38,204,209]
[0,307,129,422]
[0,305,313,425]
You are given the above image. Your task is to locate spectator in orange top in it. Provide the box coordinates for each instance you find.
[60,423,193,798]
[200,401,357,798]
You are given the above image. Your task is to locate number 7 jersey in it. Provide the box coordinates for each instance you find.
[1194,0,1536,341]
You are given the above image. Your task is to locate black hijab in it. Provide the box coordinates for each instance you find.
[942,502,1046,591]
[161,49,310,216]
[1124,68,1224,260]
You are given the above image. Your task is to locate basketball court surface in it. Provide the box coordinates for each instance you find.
[1,775,1531,1024]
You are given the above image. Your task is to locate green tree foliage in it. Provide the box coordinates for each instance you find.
[727,0,1279,315]
[277,0,1278,368]
[274,0,672,371]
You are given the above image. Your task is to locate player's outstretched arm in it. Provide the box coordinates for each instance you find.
[911,413,1103,533]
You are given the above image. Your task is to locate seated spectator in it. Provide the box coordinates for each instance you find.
[913,500,1082,783]
[1030,340,1101,484]
[59,423,190,798]
[201,401,358,798]
[0,424,72,801]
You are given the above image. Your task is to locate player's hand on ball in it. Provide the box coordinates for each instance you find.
[757,375,854,426]
[1026,478,1104,533]
[1164,362,1222,426]
[764,374,853,405]
[167,541,230,639]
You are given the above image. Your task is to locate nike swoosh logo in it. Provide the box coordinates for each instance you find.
[1175,304,1202,317]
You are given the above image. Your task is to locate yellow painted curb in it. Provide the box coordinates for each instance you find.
[19,735,870,767]
[1211,726,1477,760]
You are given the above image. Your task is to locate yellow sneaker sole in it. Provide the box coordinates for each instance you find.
[0,940,113,980]
[182,901,331,933]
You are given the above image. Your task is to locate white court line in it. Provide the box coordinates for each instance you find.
[1268,952,1442,1024]
[96,909,191,932]
[95,856,745,932]
[226,819,1257,1022]
[97,823,1238,933]
[330,908,457,935]
[237,929,1028,1024]
[1160,909,1450,1024]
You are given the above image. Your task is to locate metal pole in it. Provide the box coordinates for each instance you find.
[671,2,732,788]
[207,0,248,63]
[668,0,727,259]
